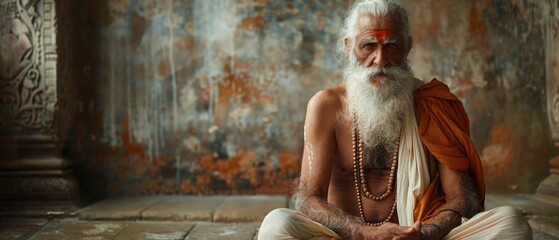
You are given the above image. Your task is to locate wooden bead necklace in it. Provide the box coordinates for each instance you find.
[352,127,398,226]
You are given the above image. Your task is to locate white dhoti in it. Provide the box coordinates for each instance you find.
[258,206,533,240]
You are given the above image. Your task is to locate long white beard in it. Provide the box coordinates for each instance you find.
[344,60,421,150]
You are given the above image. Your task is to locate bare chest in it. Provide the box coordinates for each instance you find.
[327,122,400,224]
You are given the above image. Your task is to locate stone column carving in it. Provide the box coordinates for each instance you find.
[538,0,559,197]
[0,0,78,216]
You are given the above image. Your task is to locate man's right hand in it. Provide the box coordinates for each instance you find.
[358,221,421,240]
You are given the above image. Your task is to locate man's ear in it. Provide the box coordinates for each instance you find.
[344,37,351,59]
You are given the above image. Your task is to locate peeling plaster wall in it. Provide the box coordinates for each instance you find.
[406,0,556,193]
[56,0,557,198]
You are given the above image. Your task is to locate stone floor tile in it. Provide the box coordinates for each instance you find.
[0,204,78,219]
[213,195,287,222]
[530,218,559,239]
[533,229,559,240]
[527,194,559,207]
[486,194,559,216]
[79,196,161,220]
[185,223,259,240]
[142,196,224,221]
[0,219,48,240]
[485,194,510,210]
[112,221,195,240]
[28,220,127,240]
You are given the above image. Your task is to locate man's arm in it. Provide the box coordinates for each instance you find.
[294,89,420,239]
[420,164,479,240]
[293,89,362,238]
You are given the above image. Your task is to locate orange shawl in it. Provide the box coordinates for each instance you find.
[413,79,485,222]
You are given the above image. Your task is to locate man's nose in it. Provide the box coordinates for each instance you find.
[361,46,389,68]
[373,46,388,68]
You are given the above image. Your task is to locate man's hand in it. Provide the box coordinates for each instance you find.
[359,221,421,240]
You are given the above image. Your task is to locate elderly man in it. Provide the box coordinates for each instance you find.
[258,0,532,239]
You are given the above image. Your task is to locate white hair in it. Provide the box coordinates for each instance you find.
[338,0,411,56]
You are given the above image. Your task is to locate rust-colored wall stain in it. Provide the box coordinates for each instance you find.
[213,61,264,125]
[158,59,171,80]
[102,118,159,195]
[480,123,517,190]
[57,0,556,198]
[120,118,148,159]
[468,1,487,40]
[131,11,148,50]
[85,0,128,26]
[316,11,326,29]
[241,16,266,30]
[174,37,196,50]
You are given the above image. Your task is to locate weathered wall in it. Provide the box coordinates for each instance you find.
[54,0,558,199]
[407,0,557,193]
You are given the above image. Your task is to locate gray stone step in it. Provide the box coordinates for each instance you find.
[28,220,128,240]
[486,194,559,216]
[0,218,48,240]
[530,218,559,239]
[213,195,287,223]
[486,194,559,239]
[77,195,287,222]
[184,222,260,240]
[533,229,559,240]
[141,196,223,221]
[78,196,161,220]
[112,222,195,240]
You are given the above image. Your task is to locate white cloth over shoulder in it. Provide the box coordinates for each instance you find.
[396,110,430,226]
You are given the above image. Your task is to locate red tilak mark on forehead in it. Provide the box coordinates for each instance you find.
[372,29,391,42]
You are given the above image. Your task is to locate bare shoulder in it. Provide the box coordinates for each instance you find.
[307,84,346,115]
[304,84,346,134]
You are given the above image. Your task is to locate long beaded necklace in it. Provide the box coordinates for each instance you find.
[352,127,398,226]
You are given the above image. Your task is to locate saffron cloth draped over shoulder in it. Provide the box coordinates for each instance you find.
[413,79,485,222]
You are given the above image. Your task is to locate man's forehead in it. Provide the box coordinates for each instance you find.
[371,29,391,41]
[356,14,402,36]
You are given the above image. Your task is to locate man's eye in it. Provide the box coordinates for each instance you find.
[363,43,375,49]
[386,43,398,49]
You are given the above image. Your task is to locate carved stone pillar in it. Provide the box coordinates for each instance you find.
[0,0,79,217]
[537,155,559,196]
[537,1,559,197]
